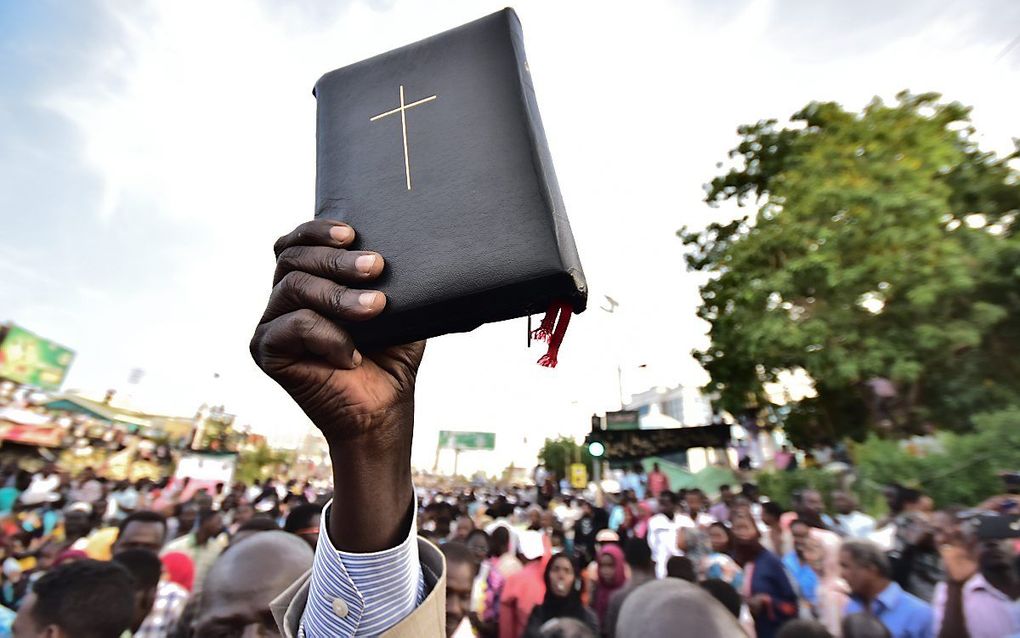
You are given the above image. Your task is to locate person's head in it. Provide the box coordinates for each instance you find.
[623,536,653,572]
[708,522,734,554]
[232,502,254,526]
[195,508,223,542]
[544,553,580,602]
[684,489,703,514]
[540,510,558,531]
[63,509,92,540]
[776,619,834,638]
[452,515,475,542]
[176,502,199,532]
[791,519,813,558]
[115,510,168,554]
[465,529,489,564]
[665,555,696,582]
[799,489,825,518]
[652,462,661,473]
[161,551,195,592]
[700,579,741,618]
[730,511,762,566]
[632,462,643,475]
[229,515,281,549]
[283,503,320,548]
[616,579,743,638]
[839,539,892,600]
[441,542,479,637]
[658,491,677,518]
[832,491,856,516]
[112,549,162,632]
[34,542,60,572]
[195,531,313,638]
[761,501,783,527]
[596,544,626,588]
[719,485,733,504]
[489,525,511,557]
[841,612,893,638]
[13,559,135,638]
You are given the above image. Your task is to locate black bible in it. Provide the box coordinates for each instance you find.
[312,8,587,365]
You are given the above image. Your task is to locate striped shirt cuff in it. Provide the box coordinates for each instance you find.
[299,499,425,637]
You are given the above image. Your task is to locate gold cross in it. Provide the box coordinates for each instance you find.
[370,85,437,191]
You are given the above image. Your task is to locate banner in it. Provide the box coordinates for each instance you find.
[438,430,496,450]
[0,324,75,391]
[599,424,730,461]
[605,410,640,430]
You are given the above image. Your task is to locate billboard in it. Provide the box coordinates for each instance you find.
[0,324,75,391]
[598,424,730,461]
[438,430,496,450]
[605,410,640,430]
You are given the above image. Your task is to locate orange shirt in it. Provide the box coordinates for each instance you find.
[499,560,546,638]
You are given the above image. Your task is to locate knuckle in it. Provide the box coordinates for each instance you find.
[329,285,350,312]
[272,234,289,256]
[276,246,305,272]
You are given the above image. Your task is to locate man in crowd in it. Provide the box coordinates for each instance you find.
[841,538,934,638]
[112,548,162,635]
[12,559,135,638]
[709,484,734,523]
[783,519,820,615]
[114,510,167,554]
[930,508,1020,637]
[163,508,225,595]
[648,491,679,578]
[829,491,876,539]
[647,463,670,499]
[283,503,321,549]
[440,542,479,637]
[194,531,313,638]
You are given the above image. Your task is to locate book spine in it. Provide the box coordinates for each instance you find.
[504,10,588,313]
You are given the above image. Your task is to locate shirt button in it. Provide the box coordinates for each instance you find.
[332,598,349,618]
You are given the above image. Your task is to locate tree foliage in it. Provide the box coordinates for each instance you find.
[681,91,1020,443]
[537,436,593,483]
[235,442,296,485]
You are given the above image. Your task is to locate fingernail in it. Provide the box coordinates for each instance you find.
[358,292,379,308]
[330,225,353,243]
[355,254,377,274]
[352,350,363,367]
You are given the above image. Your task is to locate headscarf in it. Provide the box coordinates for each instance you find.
[592,544,627,624]
[730,511,765,568]
[533,553,587,626]
[162,551,195,592]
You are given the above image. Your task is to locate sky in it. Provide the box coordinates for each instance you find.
[2,0,1019,475]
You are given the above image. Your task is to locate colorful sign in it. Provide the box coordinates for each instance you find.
[569,463,588,489]
[0,324,75,391]
[438,430,496,450]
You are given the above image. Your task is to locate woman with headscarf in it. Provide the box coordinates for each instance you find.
[589,544,627,628]
[523,553,599,637]
[731,510,799,638]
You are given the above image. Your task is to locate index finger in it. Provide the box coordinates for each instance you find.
[274,219,355,257]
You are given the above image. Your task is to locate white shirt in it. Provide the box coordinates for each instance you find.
[647,513,679,579]
[835,511,876,538]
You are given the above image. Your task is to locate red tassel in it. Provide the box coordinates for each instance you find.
[537,301,572,368]
[531,304,557,343]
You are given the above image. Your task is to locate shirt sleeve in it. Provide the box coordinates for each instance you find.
[299,500,425,637]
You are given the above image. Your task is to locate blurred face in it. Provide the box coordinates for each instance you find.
[234,504,254,525]
[597,553,616,584]
[116,520,166,554]
[932,511,965,549]
[732,516,758,545]
[658,495,675,517]
[12,593,44,637]
[839,549,872,597]
[685,493,702,513]
[454,517,474,541]
[178,506,198,532]
[540,511,556,530]
[801,491,824,516]
[445,561,474,637]
[548,557,575,597]
[791,522,811,556]
[466,534,488,563]
[834,493,854,515]
[708,526,730,552]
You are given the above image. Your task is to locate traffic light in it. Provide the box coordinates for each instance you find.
[587,439,605,458]
[586,414,605,458]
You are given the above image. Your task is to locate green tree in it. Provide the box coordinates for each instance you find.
[235,442,296,485]
[681,92,1020,443]
[537,436,593,483]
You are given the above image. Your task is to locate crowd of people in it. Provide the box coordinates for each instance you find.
[0,458,1016,638]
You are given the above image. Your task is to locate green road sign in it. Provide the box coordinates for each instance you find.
[438,430,496,450]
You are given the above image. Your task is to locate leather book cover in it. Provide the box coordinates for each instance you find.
[313,8,587,350]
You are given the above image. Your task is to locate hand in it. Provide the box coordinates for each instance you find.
[250,219,425,551]
[251,219,424,441]
[939,543,978,584]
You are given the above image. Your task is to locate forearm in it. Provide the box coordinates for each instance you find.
[328,403,415,553]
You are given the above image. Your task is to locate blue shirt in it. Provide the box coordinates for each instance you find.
[845,581,934,638]
[782,551,818,604]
